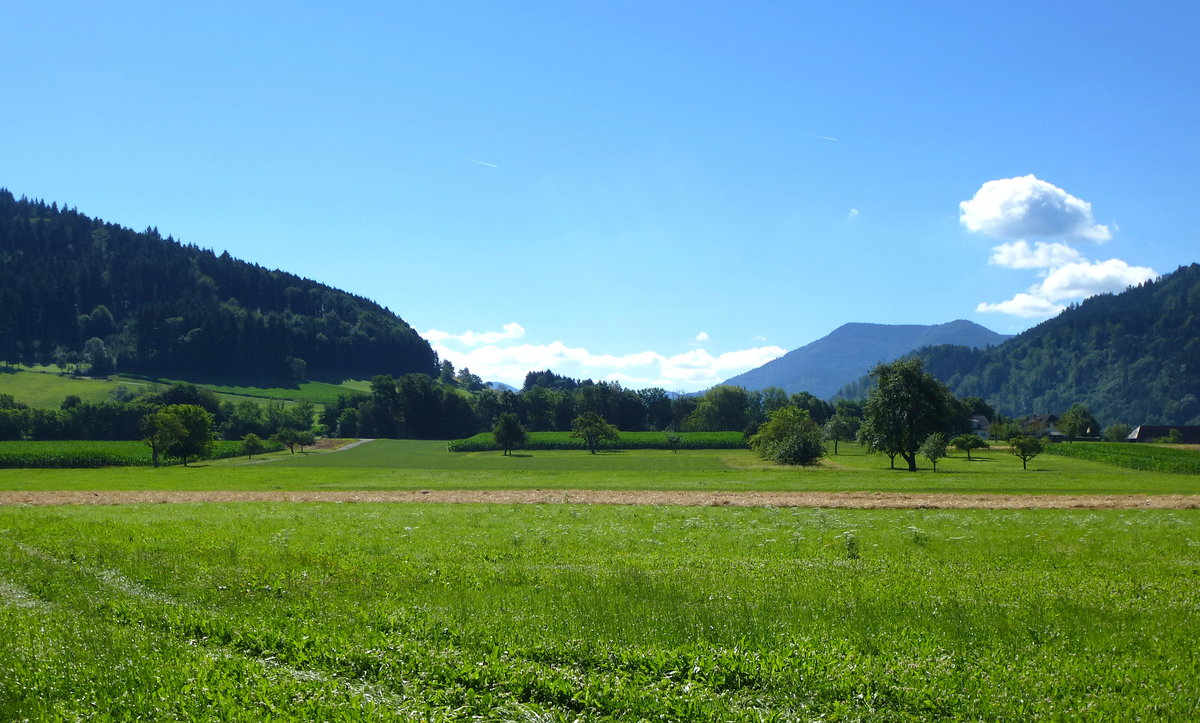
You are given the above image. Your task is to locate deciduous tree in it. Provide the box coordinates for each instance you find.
[920,432,947,472]
[949,433,987,460]
[860,358,958,472]
[570,411,619,454]
[493,412,527,456]
[1008,435,1044,470]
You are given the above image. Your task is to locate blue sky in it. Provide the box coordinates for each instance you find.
[3,2,1196,391]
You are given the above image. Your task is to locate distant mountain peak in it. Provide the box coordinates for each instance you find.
[721,320,1009,398]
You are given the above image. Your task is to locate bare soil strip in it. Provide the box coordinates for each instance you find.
[1,490,1198,509]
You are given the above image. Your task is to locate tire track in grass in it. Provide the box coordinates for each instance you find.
[0,575,49,610]
[2,535,416,713]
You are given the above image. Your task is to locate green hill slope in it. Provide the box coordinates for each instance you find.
[0,190,436,381]
[887,264,1200,426]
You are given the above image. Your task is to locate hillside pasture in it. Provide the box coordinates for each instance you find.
[0,368,154,408]
[0,502,1196,719]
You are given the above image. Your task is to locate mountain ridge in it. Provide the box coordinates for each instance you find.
[721,319,1010,397]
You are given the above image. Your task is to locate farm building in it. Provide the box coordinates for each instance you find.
[1124,426,1200,443]
[969,415,991,439]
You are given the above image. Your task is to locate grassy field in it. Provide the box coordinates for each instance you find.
[0,367,366,408]
[2,439,1199,495]
[1,502,1196,719]
[0,368,155,407]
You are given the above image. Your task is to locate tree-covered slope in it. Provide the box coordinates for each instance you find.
[0,190,436,380]
[722,320,1009,397]
[911,264,1200,426]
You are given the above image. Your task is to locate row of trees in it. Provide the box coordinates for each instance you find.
[0,383,318,444]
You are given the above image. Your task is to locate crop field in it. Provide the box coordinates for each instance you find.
[0,440,262,468]
[1045,440,1200,474]
[1,502,1197,719]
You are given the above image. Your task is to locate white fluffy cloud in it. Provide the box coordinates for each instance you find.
[960,175,1111,243]
[1036,259,1156,302]
[423,322,525,347]
[975,293,1066,318]
[977,258,1156,317]
[964,175,1155,320]
[694,331,709,342]
[427,325,786,391]
[988,241,1082,269]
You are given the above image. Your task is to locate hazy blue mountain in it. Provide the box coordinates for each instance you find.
[722,320,1010,398]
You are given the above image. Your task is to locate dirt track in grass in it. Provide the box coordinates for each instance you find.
[2,490,1198,509]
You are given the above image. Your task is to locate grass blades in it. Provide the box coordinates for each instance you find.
[0,503,1197,719]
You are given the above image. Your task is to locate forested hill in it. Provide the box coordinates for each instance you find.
[721,319,1009,397]
[0,190,436,380]
[847,264,1200,427]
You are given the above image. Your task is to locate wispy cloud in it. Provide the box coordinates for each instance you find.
[426,324,785,391]
[812,134,839,142]
[467,159,499,168]
[423,322,525,346]
[847,208,859,218]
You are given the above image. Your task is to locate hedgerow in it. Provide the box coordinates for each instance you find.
[448,430,746,452]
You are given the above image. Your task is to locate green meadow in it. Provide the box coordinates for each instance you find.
[2,440,1199,719]
[1,502,1197,719]
[3,439,1199,495]
[0,367,368,409]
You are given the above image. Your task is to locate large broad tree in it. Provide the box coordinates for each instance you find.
[860,358,958,472]
[570,411,619,454]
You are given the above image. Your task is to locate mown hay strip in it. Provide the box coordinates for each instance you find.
[1,489,1199,509]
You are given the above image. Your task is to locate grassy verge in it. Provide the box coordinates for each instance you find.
[0,502,1195,719]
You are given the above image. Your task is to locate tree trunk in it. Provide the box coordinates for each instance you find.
[902,452,917,472]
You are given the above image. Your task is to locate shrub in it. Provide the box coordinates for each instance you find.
[749,407,825,466]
